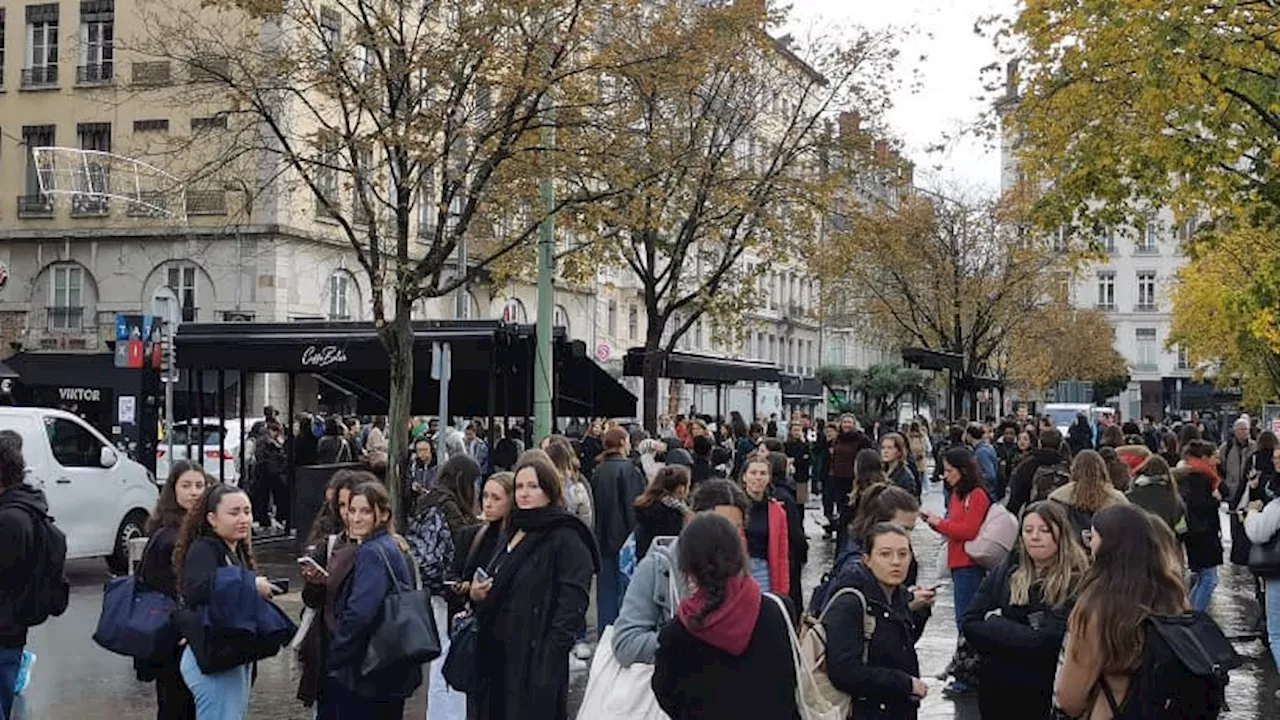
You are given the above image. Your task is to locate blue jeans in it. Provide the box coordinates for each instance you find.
[1189,566,1219,612]
[597,554,622,633]
[750,557,772,593]
[0,646,21,720]
[1266,578,1280,670]
[951,566,986,627]
[180,647,251,720]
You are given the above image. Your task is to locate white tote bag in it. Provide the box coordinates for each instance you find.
[574,624,669,720]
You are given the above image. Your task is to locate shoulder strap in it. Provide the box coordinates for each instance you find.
[1099,678,1123,716]
[463,524,489,570]
[820,587,875,664]
[373,542,407,593]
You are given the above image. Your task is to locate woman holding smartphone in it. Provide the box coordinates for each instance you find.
[296,470,361,710]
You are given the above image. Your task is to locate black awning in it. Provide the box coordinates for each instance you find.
[0,361,16,380]
[781,374,824,400]
[174,320,506,372]
[4,351,140,391]
[623,348,781,384]
[902,347,964,373]
[559,352,636,418]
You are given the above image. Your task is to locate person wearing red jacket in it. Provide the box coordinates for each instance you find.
[921,445,991,696]
[740,457,797,598]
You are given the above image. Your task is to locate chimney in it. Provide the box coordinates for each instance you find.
[838,111,862,140]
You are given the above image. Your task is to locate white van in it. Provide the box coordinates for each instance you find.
[0,407,159,573]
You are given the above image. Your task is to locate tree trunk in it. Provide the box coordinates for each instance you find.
[642,330,664,434]
[379,303,415,527]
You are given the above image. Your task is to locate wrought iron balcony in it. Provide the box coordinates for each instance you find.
[21,66,58,89]
[17,195,54,218]
[70,193,110,217]
[76,63,114,85]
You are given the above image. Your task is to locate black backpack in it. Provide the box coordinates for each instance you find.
[10,503,71,626]
[1031,461,1070,503]
[1101,612,1242,719]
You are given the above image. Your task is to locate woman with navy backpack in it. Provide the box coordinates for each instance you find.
[136,461,208,720]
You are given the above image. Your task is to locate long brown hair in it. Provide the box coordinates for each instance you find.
[484,472,516,534]
[1008,501,1089,607]
[149,460,213,533]
[635,465,691,509]
[1068,504,1186,673]
[1068,450,1113,512]
[173,484,256,592]
[309,469,362,543]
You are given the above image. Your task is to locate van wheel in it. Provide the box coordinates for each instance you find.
[107,510,149,575]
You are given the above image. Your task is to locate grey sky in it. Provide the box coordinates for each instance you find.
[788,0,1017,195]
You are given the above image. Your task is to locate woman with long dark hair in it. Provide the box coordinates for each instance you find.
[174,484,275,719]
[834,449,889,550]
[322,481,422,719]
[963,501,1090,719]
[652,513,800,719]
[633,466,692,561]
[472,452,598,719]
[1054,505,1187,718]
[136,461,209,720]
[921,446,991,696]
[296,470,361,710]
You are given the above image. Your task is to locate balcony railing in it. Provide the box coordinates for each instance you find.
[17,195,54,218]
[70,193,110,217]
[21,66,58,89]
[132,61,172,86]
[1135,302,1158,312]
[1095,302,1115,312]
[126,191,171,217]
[47,307,86,331]
[76,63,114,85]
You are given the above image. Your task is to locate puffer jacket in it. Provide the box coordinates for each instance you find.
[1126,473,1185,534]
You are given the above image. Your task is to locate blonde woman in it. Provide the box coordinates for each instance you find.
[1048,449,1128,543]
[961,501,1090,719]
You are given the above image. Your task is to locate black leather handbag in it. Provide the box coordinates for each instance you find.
[1247,525,1280,578]
[362,545,441,675]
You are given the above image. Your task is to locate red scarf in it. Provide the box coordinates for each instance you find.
[1185,456,1221,491]
[677,575,762,656]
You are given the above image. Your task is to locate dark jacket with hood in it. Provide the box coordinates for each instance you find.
[961,556,1074,720]
[633,496,688,562]
[1006,448,1068,517]
[328,529,423,700]
[475,507,599,720]
[1067,419,1093,456]
[652,578,800,720]
[1126,473,1185,534]
[589,454,647,558]
[830,431,874,480]
[886,463,919,498]
[1176,466,1224,571]
[824,562,922,720]
[784,438,812,484]
[0,484,51,648]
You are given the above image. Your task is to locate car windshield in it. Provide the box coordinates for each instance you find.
[170,425,225,446]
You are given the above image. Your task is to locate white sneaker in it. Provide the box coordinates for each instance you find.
[569,654,589,672]
[573,641,593,661]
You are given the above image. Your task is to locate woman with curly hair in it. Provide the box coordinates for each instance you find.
[652,512,800,719]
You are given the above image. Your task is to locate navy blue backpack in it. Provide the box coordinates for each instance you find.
[93,576,179,662]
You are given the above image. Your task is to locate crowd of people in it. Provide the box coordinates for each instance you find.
[1,402,1277,720]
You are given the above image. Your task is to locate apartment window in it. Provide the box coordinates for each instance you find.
[133,119,168,132]
[1101,229,1116,253]
[1176,344,1191,370]
[553,305,570,336]
[49,265,84,330]
[627,304,637,340]
[1138,219,1159,253]
[76,121,110,186]
[315,141,339,214]
[319,8,341,53]
[1095,271,1115,310]
[78,0,114,84]
[328,272,351,320]
[167,265,197,322]
[352,43,374,82]
[606,299,617,337]
[352,146,373,225]
[416,167,436,237]
[24,4,59,88]
[807,340,815,374]
[1136,328,1158,371]
[768,334,777,363]
[1136,271,1157,311]
[694,318,703,349]
[190,115,228,131]
[21,125,53,197]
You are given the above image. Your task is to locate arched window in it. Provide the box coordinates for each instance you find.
[328,270,361,320]
[501,297,527,323]
[554,304,570,336]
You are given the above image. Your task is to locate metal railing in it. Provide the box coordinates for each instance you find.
[76,63,114,85]
[21,66,58,88]
[17,194,54,217]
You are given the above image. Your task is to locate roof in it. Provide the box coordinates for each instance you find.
[623,348,781,385]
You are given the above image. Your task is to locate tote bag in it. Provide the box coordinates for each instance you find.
[574,625,669,720]
[766,592,845,720]
[963,499,1019,570]
[362,545,441,675]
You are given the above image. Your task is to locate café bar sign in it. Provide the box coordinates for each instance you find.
[301,345,349,368]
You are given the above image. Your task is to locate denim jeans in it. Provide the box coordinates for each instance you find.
[951,566,986,627]
[0,646,21,720]
[1266,578,1280,670]
[1188,566,1219,612]
[750,557,772,593]
[597,554,622,632]
[180,647,252,720]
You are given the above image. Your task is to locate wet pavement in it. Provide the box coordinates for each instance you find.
[11,488,1280,719]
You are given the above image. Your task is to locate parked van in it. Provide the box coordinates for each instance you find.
[0,407,159,573]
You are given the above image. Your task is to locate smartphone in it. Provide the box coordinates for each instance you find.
[473,567,491,583]
[268,577,290,595]
[297,556,330,577]
[443,580,462,589]
[929,581,950,592]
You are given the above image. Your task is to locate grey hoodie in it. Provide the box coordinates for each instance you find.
[612,535,688,666]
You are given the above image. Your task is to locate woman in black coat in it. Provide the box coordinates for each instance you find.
[1177,440,1224,612]
[633,466,691,561]
[962,501,1089,720]
[825,524,927,720]
[471,452,599,720]
[652,512,800,720]
[136,461,208,720]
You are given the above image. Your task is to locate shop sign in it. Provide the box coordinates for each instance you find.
[59,387,102,402]
[302,344,349,368]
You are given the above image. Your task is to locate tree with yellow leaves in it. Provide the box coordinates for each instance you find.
[990,0,1280,401]
[1001,305,1129,400]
